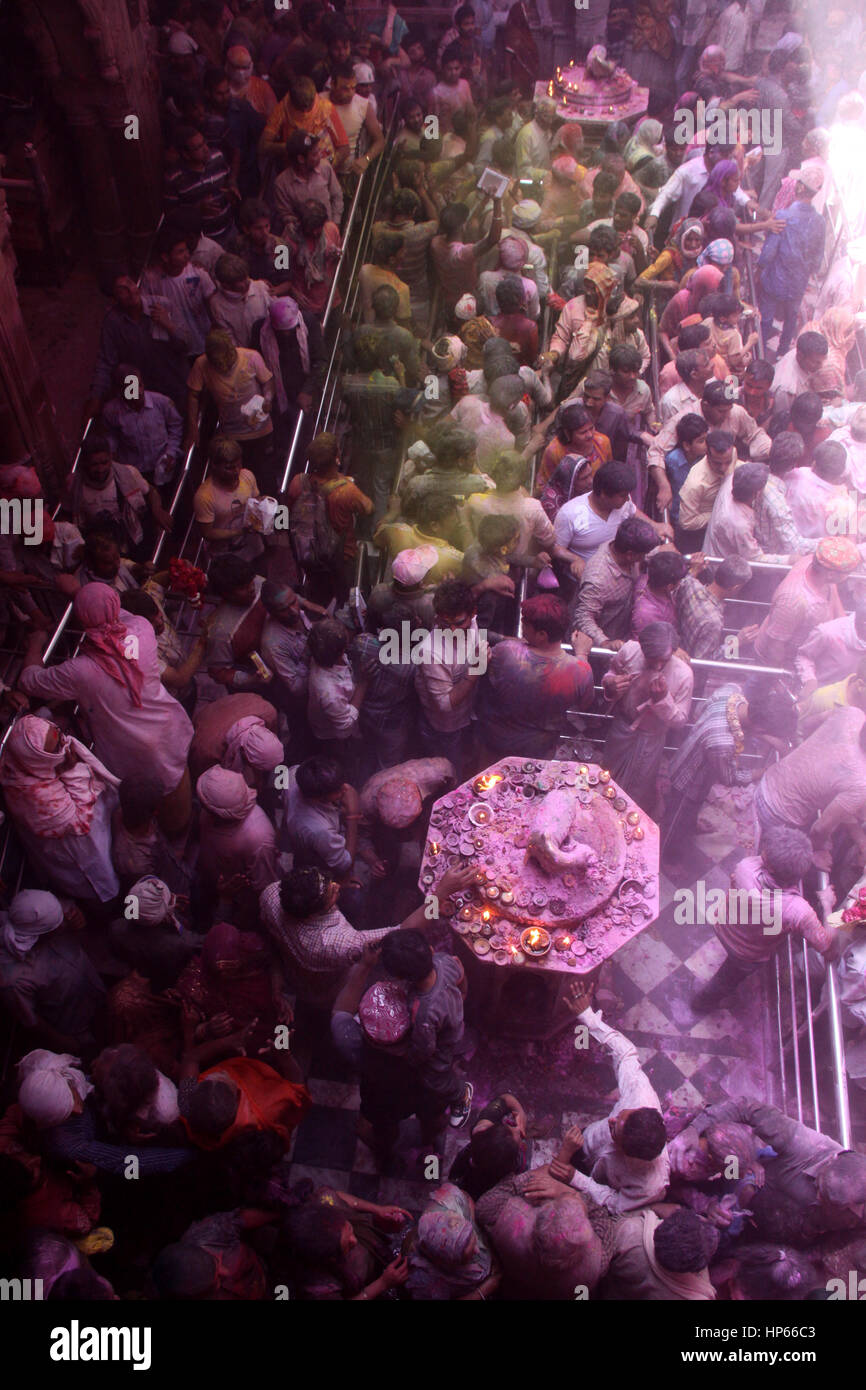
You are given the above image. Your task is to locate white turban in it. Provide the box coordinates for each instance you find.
[128,876,177,928]
[17,1049,93,1129]
[1,890,64,958]
[222,716,284,774]
[196,766,258,821]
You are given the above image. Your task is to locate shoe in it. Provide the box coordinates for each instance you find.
[449,1081,474,1128]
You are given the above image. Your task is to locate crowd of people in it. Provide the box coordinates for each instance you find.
[3,0,866,1303]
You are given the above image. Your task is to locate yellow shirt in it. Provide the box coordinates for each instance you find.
[373,521,463,585]
[797,674,854,736]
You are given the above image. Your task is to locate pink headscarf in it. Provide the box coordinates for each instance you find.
[698,44,726,74]
[801,307,857,379]
[553,122,584,159]
[499,237,526,270]
[196,766,258,821]
[73,583,145,708]
[222,716,284,774]
[685,264,724,315]
[0,715,119,838]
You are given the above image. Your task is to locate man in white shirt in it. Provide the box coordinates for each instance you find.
[525,983,670,1214]
[329,65,385,173]
[659,349,713,425]
[646,145,755,232]
[554,460,637,570]
[649,379,771,510]
[771,330,830,416]
[415,578,488,770]
[514,97,557,183]
[209,254,273,348]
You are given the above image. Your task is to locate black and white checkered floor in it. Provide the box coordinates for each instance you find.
[282,828,790,1210]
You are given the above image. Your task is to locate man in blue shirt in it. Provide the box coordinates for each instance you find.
[664,412,707,530]
[757,167,826,355]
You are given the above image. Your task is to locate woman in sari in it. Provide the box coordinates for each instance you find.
[537,401,611,497]
[689,237,739,296]
[172,921,277,1058]
[698,161,741,213]
[543,262,619,402]
[19,583,194,836]
[623,118,666,201]
[636,217,705,294]
[0,715,119,903]
[658,264,723,359]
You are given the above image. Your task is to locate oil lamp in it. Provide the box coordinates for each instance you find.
[520,926,551,957]
[626,812,640,826]
[599,770,611,784]
[632,826,645,841]
[604,786,617,801]
[473,772,503,798]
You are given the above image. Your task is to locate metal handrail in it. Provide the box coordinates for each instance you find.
[515,242,560,639]
[277,99,404,496]
[772,868,852,1146]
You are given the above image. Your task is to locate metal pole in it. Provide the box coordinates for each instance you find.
[787,934,803,1123]
[817,868,853,1148]
[568,643,794,677]
[801,938,821,1133]
[774,955,788,1114]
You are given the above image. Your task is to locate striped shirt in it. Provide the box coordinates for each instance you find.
[669,683,752,797]
[675,575,725,659]
[164,149,233,241]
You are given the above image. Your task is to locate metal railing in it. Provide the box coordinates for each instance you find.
[772,870,852,1146]
[278,100,404,496]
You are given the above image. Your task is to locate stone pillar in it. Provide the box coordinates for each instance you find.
[573,0,612,57]
[15,0,163,283]
[0,172,68,496]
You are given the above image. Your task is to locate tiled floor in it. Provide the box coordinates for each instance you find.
[281,793,782,1213]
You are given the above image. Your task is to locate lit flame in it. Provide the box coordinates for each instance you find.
[430,841,440,854]
[562,936,571,947]
[477,773,503,792]
[482,908,491,921]
[528,928,541,947]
